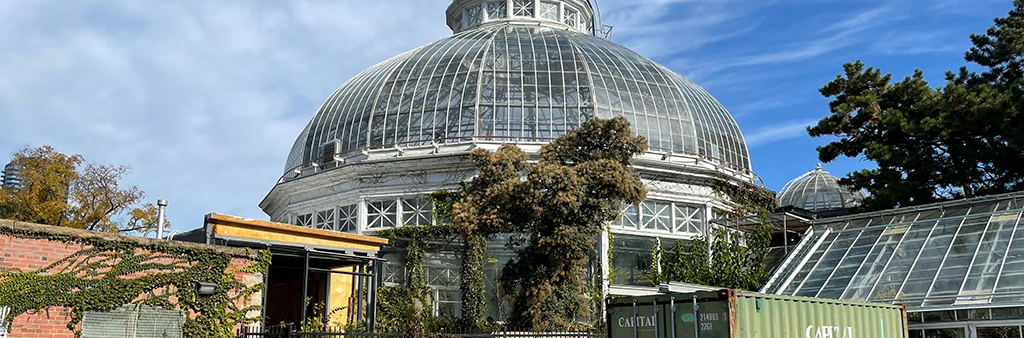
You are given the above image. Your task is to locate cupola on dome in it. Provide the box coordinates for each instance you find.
[777,164,867,214]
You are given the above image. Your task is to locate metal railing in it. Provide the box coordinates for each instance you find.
[278,136,754,184]
[238,325,605,338]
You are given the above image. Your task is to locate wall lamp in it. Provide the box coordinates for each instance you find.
[197,282,218,296]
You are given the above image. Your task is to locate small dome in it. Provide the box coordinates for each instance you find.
[777,164,867,213]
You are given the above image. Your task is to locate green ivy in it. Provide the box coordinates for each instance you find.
[376,222,459,333]
[606,225,615,283]
[651,213,772,291]
[712,174,778,216]
[0,225,270,338]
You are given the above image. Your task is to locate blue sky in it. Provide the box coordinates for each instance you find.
[0,0,1014,229]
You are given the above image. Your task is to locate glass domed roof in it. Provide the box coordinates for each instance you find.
[777,164,868,213]
[285,14,750,174]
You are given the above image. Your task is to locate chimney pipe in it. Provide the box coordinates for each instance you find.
[156,199,168,240]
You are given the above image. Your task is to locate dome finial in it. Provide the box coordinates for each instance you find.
[816,163,823,171]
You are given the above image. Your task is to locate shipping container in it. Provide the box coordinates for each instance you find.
[607,289,908,338]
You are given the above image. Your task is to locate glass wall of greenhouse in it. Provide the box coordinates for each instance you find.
[763,192,1024,337]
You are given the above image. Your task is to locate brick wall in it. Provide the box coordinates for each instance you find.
[0,219,265,338]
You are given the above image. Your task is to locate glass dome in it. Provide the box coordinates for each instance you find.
[777,164,867,213]
[285,17,750,174]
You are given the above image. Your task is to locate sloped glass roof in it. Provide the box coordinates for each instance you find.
[762,191,1024,311]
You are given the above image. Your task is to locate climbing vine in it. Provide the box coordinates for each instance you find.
[606,224,615,283]
[712,174,778,216]
[377,221,459,333]
[0,225,270,338]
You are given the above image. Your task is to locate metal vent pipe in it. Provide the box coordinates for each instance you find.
[156,199,168,240]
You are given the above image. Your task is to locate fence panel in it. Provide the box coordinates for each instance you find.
[238,325,605,338]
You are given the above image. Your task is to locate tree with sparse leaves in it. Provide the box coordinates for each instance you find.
[0,145,166,233]
[810,1,1024,211]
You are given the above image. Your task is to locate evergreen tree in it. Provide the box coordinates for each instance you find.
[810,1,1024,210]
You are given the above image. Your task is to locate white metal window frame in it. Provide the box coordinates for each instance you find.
[314,209,336,231]
[613,200,709,237]
[454,0,585,31]
[338,204,359,232]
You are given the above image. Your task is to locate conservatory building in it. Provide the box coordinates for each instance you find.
[762,191,1024,338]
[261,0,757,318]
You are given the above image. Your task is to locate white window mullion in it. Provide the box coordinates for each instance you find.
[669,202,677,233]
[357,199,367,235]
[396,197,405,227]
[333,206,340,232]
[558,2,564,23]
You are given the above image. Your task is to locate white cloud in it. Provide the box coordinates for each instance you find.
[0,0,1006,227]
[744,120,820,148]
[0,0,450,225]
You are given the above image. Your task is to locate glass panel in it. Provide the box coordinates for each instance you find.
[780,231,836,294]
[436,289,462,318]
[961,212,1020,300]
[486,1,507,19]
[401,197,434,226]
[673,203,704,235]
[909,330,923,338]
[465,7,483,28]
[512,0,535,17]
[922,310,956,323]
[315,209,336,231]
[616,204,640,229]
[976,326,1021,338]
[843,224,909,300]
[338,204,358,232]
[817,227,886,299]
[992,306,1024,319]
[795,230,860,297]
[926,215,991,306]
[564,8,578,27]
[923,328,965,338]
[993,212,1024,305]
[969,308,990,320]
[295,213,313,227]
[761,231,819,293]
[900,217,963,305]
[539,1,559,20]
[611,235,657,286]
[869,220,935,301]
[367,200,398,229]
[641,201,671,232]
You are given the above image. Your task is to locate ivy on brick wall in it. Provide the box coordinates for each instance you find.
[0,225,271,338]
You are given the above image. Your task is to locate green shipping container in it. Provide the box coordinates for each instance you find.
[607,289,908,338]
